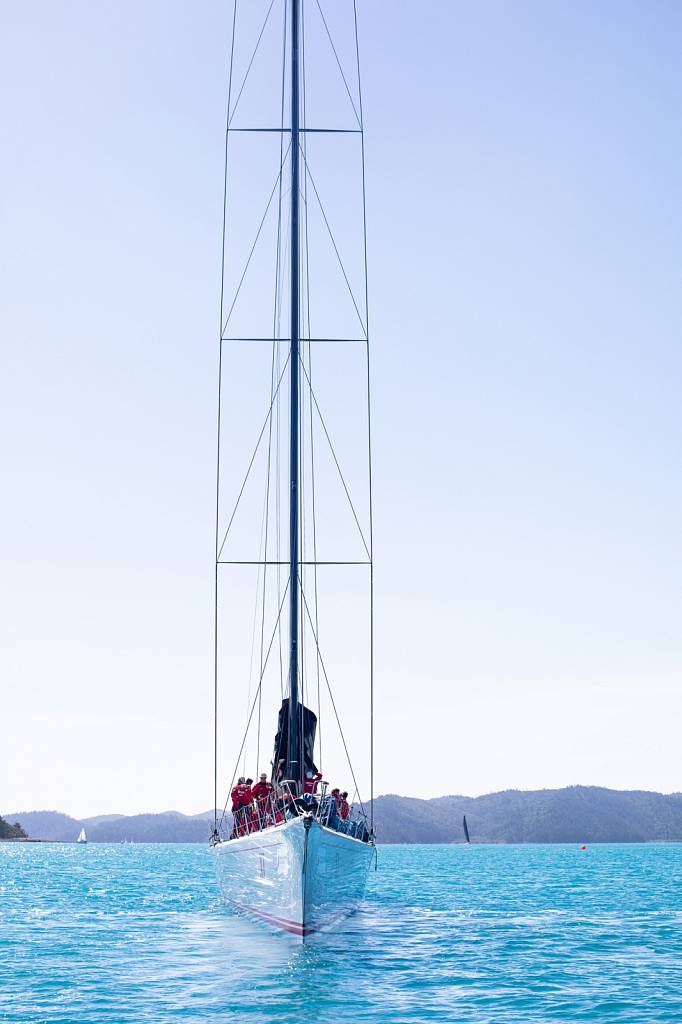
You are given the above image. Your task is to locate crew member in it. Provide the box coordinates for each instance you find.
[242,779,255,834]
[303,770,323,795]
[251,773,274,827]
[320,788,341,829]
[231,777,245,812]
[231,777,252,837]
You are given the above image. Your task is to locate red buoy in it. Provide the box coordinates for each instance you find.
[580,844,587,851]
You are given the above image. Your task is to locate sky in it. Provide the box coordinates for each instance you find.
[1,1,681,818]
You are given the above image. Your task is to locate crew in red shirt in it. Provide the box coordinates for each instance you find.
[231,777,246,835]
[230,777,253,836]
[339,791,350,821]
[251,773,274,827]
[303,770,323,795]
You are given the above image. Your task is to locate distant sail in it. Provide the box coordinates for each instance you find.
[77,828,87,844]
[462,815,471,844]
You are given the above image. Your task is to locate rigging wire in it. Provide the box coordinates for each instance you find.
[301,0,323,773]
[299,577,368,823]
[254,0,288,770]
[314,0,362,128]
[297,2,308,720]
[227,0,278,128]
[217,351,291,560]
[276,206,292,701]
[213,0,239,838]
[218,578,291,835]
[272,0,289,718]
[249,0,291,778]
[299,355,370,559]
[256,0,290,774]
[297,148,367,339]
[297,3,306,716]
[299,328,306,719]
[276,4,292,706]
[350,0,372,831]
[244,471,272,776]
[221,141,292,337]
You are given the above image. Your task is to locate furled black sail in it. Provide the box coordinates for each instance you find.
[272,698,318,783]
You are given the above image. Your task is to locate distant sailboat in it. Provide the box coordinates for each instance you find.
[76,828,87,844]
[462,815,471,844]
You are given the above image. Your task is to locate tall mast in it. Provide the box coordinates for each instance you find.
[287,0,301,788]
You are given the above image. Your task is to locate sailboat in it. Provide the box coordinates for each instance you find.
[76,828,87,844]
[210,0,375,938]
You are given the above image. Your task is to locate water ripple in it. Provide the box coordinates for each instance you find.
[1,843,681,1022]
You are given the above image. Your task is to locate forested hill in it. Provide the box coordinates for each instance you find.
[7,788,682,843]
[0,815,27,840]
[2,810,216,844]
[371,787,682,843]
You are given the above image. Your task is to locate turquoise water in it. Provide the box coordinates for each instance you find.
[1,843,681,1023]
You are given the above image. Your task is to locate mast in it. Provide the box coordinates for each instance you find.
[287,0,301,788]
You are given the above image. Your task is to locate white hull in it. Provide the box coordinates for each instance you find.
[213,816,374,938]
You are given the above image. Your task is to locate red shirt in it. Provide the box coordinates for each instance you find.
[231,783,252,811]
[251,781,273,806]
[303,773,323,794]
[339,799,350,821]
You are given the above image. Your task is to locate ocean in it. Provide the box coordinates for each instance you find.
[1,842,680,1023]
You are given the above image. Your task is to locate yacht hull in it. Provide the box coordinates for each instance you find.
[212,816,374,938]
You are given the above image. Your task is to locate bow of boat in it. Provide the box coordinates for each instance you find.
[213,815,374,938]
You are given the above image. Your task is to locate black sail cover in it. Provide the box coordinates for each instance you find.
[272,698,318,783]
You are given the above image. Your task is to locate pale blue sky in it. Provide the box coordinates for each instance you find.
[2,1,681,816]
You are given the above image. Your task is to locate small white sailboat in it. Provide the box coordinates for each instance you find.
[210,0,376,939]
[76,828,87,844]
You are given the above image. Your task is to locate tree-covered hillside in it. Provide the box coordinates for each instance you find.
[371,787,682,843]
[3,809,216,843]
[8,788,682,843]
[0,815,27,840]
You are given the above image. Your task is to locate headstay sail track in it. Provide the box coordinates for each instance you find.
[288,0,302,790]
[212,0,374,839]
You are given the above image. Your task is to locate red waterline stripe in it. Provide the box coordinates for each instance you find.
[228,899,304,935]
[228,899,326,937]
